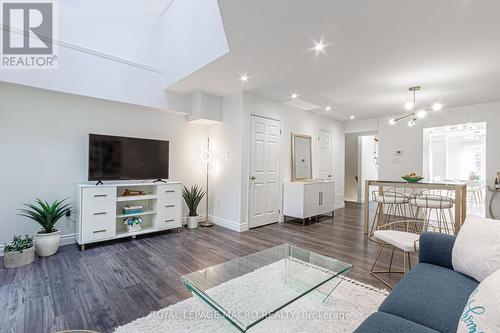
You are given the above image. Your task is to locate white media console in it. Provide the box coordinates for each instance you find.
[76,181,182,250]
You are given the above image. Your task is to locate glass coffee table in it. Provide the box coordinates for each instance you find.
[181,244,352,332]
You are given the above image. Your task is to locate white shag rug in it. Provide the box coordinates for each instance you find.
[115,260,387,333]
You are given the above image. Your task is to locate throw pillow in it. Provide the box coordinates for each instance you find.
[456,268,500,333]
[452,215,500,282]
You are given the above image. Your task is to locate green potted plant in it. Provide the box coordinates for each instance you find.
[3,235,34,269]
[182,185,206,229]
[19,198,71,257]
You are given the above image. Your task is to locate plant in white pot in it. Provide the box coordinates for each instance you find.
[19,199,71,257]
[182,185,206,229]
[3,235,34,269]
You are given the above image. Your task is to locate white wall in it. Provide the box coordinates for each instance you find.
[0,82,209,246]
[376,101,500,216]
[358,136,379,203]
[207,93,247,231]
[208,92,345,231]
[344,133,359,202]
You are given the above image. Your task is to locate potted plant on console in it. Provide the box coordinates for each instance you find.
[182,185,206,229]
[19,199,71,257]
[3,235,34,269]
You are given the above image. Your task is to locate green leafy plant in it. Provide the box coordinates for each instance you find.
[182,185,206,217]
[19,198,71,234]
[4,235,33,253]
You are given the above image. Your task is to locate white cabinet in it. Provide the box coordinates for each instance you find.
[283,181,335,224]
[76,182,182,250]
[156,184,182,231]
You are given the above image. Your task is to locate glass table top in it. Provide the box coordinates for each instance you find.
[181,244,352,332]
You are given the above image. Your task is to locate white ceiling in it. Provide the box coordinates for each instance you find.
[168,0,500,121]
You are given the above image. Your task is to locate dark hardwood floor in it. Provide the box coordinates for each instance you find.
[0,202,408,333]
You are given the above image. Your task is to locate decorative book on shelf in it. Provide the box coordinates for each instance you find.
[122,189,146,197]
[123,205,144,215]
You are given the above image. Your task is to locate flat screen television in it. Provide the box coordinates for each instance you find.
[88,134,169,181]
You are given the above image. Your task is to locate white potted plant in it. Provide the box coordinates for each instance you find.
[182,185,206,229]
[3,235,35,269]
[19,199,71,257]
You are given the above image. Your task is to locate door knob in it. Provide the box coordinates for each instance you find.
[328,174,332,178]
[250,176,256,180]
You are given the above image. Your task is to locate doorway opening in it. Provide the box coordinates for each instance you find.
[423,122,486,216]
[344,133,379,203]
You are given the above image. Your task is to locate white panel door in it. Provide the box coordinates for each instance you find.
[317,130,332,180]
[249,116,281,228]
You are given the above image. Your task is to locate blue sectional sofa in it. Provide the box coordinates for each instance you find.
[355,232,478,333]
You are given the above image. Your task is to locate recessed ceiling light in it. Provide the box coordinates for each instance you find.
[350,115,355,120]
[408,118,416,127]
[291,93,298,99]
[311,38,328,55]
[325,106,331,111]
[239,74,249,82]
[389,118,397,125]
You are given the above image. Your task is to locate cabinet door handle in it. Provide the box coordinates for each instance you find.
[94,194,107,198]
[165,190,175,193]
[165,204,175,208]
[93,212,107,216]
[93,229,107,233]
[165,219,175,222]
[319,192,323,205]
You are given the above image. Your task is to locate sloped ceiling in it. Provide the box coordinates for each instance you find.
[0,0,229,112]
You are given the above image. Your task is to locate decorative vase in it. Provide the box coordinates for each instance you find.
[34,229,61,257]
[187,215,199,229]
[3,246,35,269]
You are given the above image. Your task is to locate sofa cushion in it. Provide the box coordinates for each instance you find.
[379,263,478,333]
[354,312,439,333]
[452,215,500,282]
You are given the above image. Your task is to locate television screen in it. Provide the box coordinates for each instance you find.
[89,134,169,181]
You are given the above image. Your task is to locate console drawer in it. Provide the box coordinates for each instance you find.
[83,226,115,242]
[80,187,116,242]
[158,184,180,204]
[82,187,115,214]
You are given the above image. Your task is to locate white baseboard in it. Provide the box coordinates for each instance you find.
[181,215,248,232]
[0,233,76,257]
[210,215,249,232]
[336,202,345,209]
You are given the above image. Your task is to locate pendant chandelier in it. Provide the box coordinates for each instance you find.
[389,86,443,127]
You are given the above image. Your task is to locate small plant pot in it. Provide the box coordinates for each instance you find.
[34,229,61,257]
[187,215,199,229]
[3,246,35,269]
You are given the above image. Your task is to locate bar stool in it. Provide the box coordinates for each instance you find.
[409,194,455,234]
[369,190,410,241]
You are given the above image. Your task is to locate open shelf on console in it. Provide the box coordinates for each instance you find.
[116,208,156,219]
[116,194,158,202]
[115,226,158,239]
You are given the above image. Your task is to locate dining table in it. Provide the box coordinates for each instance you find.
[364,179,467,235]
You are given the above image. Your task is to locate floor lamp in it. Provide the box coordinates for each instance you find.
[200,137,214,227]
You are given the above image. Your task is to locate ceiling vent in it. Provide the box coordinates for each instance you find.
[283,98,319,111]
